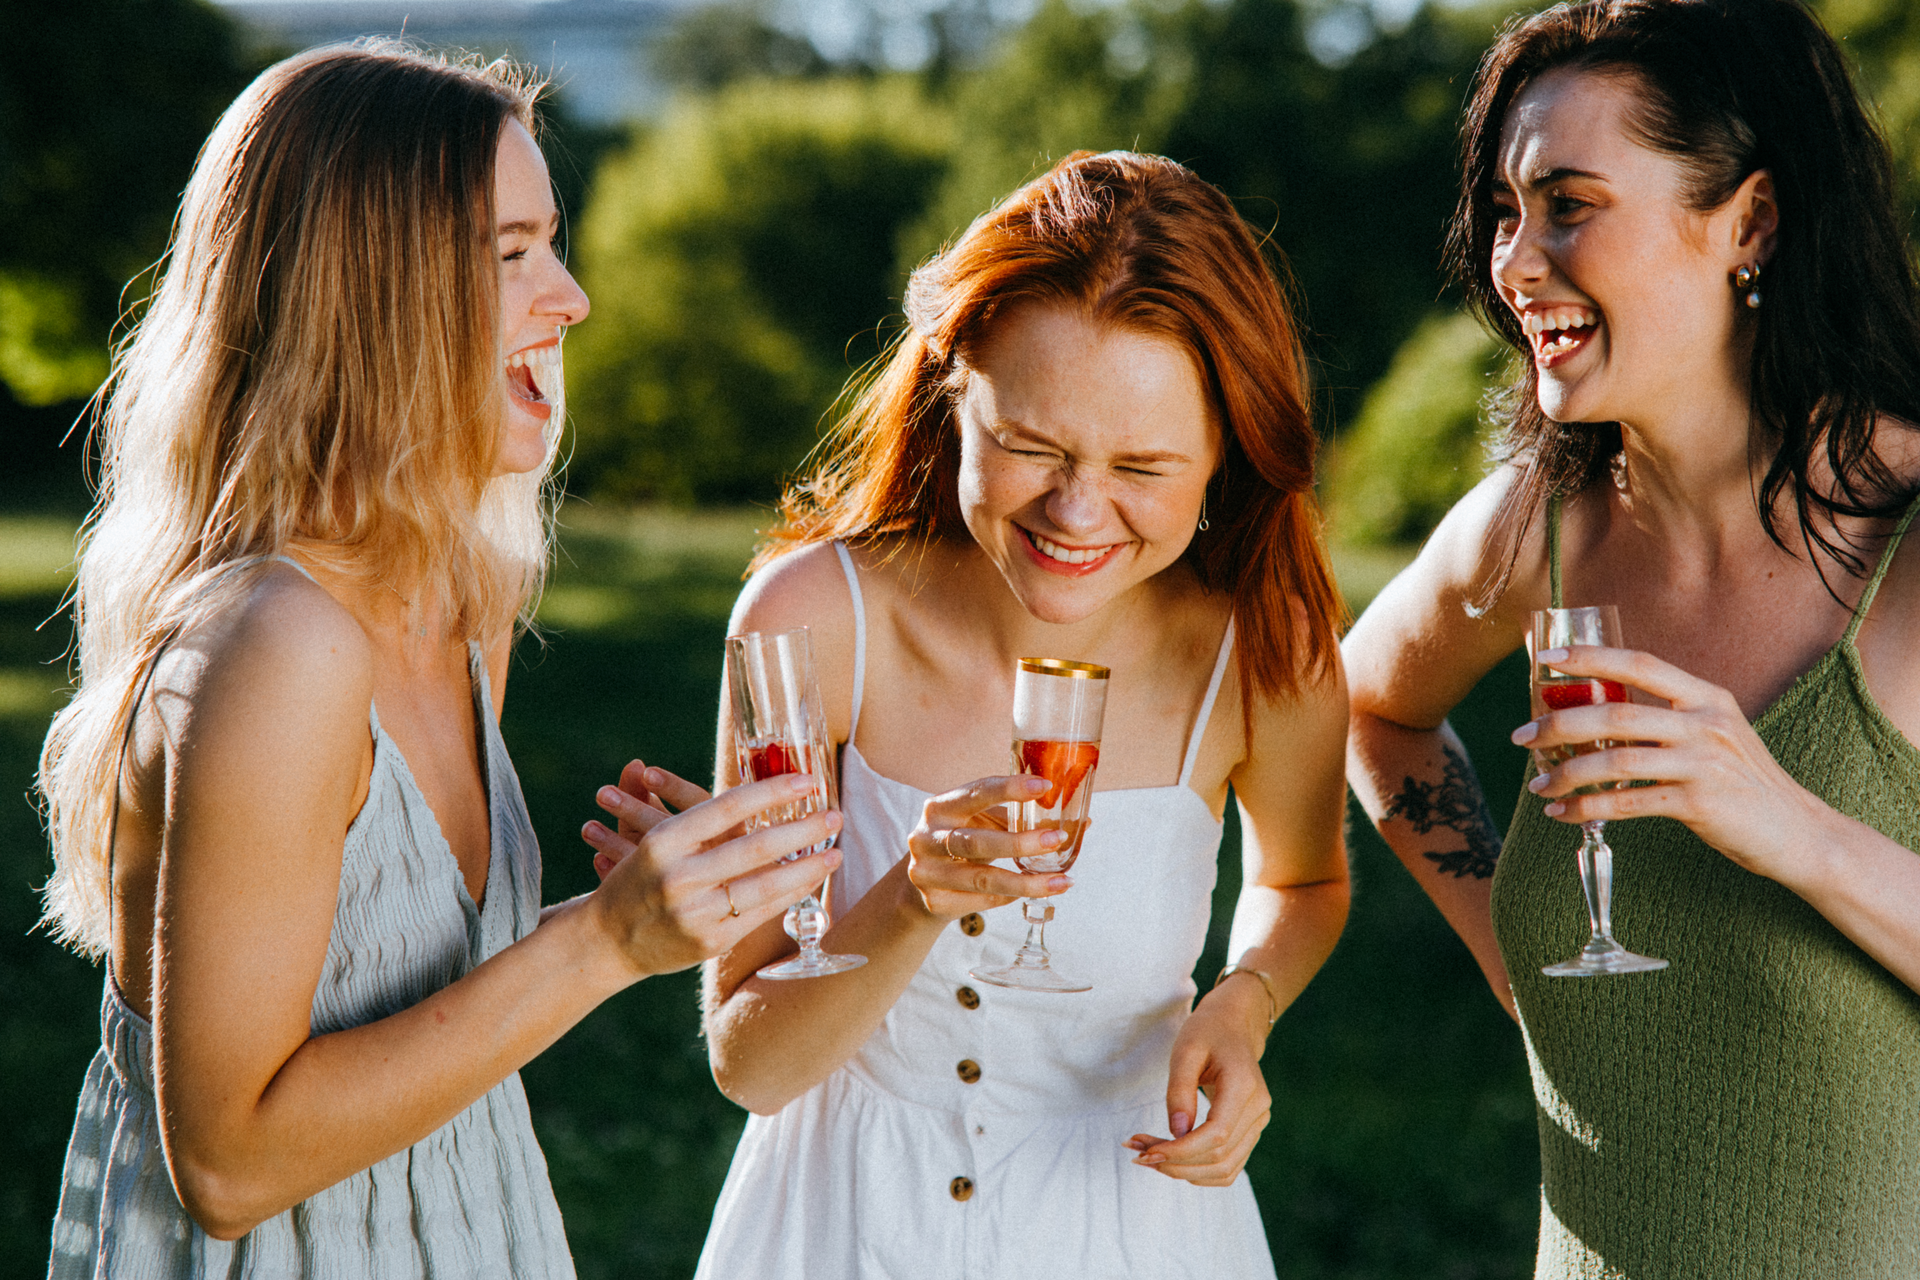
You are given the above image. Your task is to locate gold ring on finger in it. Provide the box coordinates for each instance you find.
[942,828,964,862]
[723,882,739,918]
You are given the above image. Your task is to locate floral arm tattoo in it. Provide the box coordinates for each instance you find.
[1382,740,1501,880]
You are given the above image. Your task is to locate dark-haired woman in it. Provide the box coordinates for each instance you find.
[1346,0,1920,1273]
[38,44,836,1275]
[644,151,1351,1279]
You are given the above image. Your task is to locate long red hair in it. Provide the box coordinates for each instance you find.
[761,150,1343,702]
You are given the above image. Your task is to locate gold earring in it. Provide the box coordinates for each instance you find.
[1734,263,1762,309]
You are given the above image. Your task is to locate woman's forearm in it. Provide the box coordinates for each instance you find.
[159,896,635,1239]
[1348,713,1515,1017]
[705,857,950,1114]
[1202,877,1350,1047]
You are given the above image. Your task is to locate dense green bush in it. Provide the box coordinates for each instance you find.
[564,79,951,504]
[1325,310,1509,547]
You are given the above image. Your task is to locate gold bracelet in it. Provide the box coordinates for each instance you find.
[1214,965,1279,1028]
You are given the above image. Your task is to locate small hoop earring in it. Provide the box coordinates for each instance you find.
[1197,494,1210,533]
[1734,262,1762,309]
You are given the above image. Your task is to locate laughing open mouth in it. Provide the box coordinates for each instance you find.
[1522,305,1599,365]
[506,343,562,412]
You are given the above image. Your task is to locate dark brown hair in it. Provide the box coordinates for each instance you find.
[1447,0,1920,608]
[761,150,1343,701]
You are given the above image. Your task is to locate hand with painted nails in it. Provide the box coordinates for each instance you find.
[581,758,842,980]
[904,775,1075,920]
[1123,989,1273,1187]
[1510,644,1824,884]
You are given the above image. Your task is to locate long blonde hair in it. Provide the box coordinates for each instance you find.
[37,43,560,958]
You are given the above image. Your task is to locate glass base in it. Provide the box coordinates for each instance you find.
[757,951,868,981]
[969,959,1091,993]
[1542,940,1669,978]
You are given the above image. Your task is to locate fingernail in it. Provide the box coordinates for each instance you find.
[643,766,667,786]
[1171,1112,1192,1138]
[1044,829,1069,847]
[1136,1153,1166,1165]
[1123,1137,1146,1150]
[824,811,843,832]
[1527,773,1549,793]
[786,774,813,793]
[593,853,612,873]
[597,786,622,807]
[582,820,608,841]
[822,847,843,868]
[1544,801,1566,817]
[1538,647,1569,663]
[1024,776,1049,793]
[1511,721,1538,746]
[1047,875,1072,891]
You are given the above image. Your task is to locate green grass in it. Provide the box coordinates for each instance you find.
[0,510,1536,1278]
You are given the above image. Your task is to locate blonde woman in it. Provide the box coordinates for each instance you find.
[36,44,835,1275]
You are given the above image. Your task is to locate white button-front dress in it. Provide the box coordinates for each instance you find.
[693,545,1276,1280]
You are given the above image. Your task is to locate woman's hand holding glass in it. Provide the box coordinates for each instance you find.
[1514,643,1826,885]
[580,758,843,980]
[904,776,1074,920]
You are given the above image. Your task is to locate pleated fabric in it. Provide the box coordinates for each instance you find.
[49,643,573,1279]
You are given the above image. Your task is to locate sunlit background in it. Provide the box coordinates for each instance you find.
[6,0,1920,1274]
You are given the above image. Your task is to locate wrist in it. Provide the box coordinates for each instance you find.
[1208,966,1278,1051]
[571,890,656,991]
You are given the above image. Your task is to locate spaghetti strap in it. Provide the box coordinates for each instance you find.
[1547,493,1563,610]
[273,552,320,585]
[1178,617,1235,790]
[832,541,867,744]
[1843,493,1920,644]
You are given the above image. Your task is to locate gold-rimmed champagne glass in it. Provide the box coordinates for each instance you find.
[970,657,1108,994]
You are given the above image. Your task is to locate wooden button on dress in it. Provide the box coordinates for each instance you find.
[949,1176,974,1201]
[956,1059,982,1084]
[955,986,980,1010]
[958,913,985,936]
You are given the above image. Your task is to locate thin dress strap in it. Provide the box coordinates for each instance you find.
[1843,493,1920,644]
[1547,493,1563,610]
[1178,616,1236,790]
[832,541,867,745]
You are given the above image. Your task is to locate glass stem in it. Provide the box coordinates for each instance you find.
[1577,820,1616,948]
[1011,898,1055,969]
[785,892,827,958]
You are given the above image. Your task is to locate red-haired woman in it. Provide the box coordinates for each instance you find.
[605,151,1348,1277]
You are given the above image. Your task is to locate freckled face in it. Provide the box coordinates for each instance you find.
[955,302,1220,626]
[492,119,589,477]
[1492,68,1746,427]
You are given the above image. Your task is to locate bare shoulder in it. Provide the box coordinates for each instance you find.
[1344,465,1541,726]
[731,540,866,742]
[731,540,858,637]
[153,564,374,751]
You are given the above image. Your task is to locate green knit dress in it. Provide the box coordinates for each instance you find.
[1490,500,1920,1279]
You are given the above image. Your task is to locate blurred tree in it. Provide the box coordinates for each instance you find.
[0,0,264,503]
[1325,309,1509,545]
[0,0,261,412]
[566,78,951,502]
[901,0,1196,267]
[1160,0,1513,432]
[651,1,830,89]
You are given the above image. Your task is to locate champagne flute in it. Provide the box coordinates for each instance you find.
[970,657,1108,994]
[726,628,867,980]
[1530,606,1669,977]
